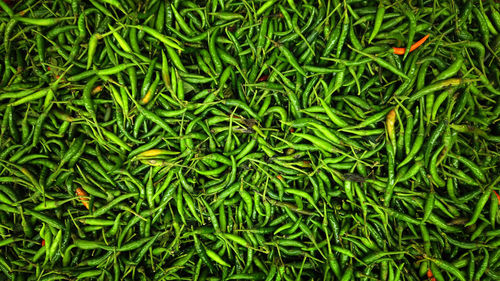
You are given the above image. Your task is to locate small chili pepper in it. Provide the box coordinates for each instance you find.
[393,34,430,55]
[75,187,90,209]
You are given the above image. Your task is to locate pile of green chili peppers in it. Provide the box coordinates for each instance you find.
[0,0,499,280]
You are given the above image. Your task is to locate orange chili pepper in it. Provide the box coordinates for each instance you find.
[91,85,104,95]
[426,269,433,278]
[140,90,153,104]
[393,34,429,55]
[75,187,90,209]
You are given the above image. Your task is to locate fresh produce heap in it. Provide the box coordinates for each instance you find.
[0,0,499,280]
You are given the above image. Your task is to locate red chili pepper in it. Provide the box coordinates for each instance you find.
[41,240,45,247]
[258,75,269,82]
[493,190,500,205]
[290,128,295,133]
[393,34,429,55]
